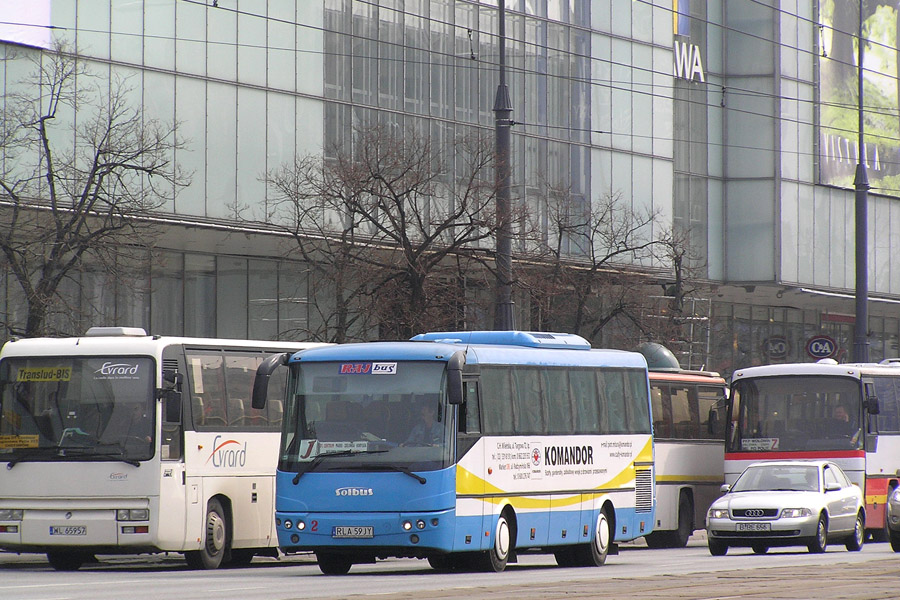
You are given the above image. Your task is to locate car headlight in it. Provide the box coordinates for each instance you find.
[708,508,729,519]
[0,509,23,521]
[779,508,812,518]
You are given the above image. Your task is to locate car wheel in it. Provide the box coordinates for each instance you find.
[751,543,768,555]
[808,514,827,554]
[890,529,900,552]
[708,538,728,556]
[845,512,865,552]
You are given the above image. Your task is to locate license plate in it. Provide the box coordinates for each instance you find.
[50,526,87,536]
[332,526,373,539]
[737,522,770,532]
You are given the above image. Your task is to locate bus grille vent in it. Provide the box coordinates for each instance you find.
[635,469,653,513]
[162,359,179,372]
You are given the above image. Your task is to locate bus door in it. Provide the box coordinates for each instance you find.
[157,362,187,547]
[457,379,489,552]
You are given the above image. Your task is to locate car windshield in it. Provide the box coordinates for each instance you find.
[728,375,862,452]
[279,361,451,473]
[732,464,820,492]
[0,357,155,463]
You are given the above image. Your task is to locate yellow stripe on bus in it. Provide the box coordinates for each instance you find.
[456,438,653,510]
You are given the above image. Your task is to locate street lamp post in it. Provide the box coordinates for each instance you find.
[853,0,869,363]
[493,0,515,331]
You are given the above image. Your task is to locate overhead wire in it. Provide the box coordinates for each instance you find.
[4,1,900,175]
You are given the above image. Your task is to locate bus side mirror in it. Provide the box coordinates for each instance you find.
[252,352,291,410]
[865,382,880,414]
[164,390,182,422]
[867,397,880,415]
[447,351,465,405]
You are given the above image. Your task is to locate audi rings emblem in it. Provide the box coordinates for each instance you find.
[744,509,765,517]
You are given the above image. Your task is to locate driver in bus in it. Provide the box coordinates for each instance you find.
[403,400,442,446]
[829,404,858,439]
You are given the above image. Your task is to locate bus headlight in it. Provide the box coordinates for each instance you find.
[116,509,150,521]
[0,509,23,521]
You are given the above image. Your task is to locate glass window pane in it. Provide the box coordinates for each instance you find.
[570,368,599,433]
[512,367,544,434]
[217,257,247,338]
[187,352,226,428]
[480,367,514,434]
[602,370,627,433]
[151,251,183,336]
[545,369,572,434]
[249,260,278,340]
[184,254,215,337]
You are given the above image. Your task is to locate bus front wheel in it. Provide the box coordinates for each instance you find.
[317,552,352,575]
[475,513,511,572]
[47,551,92,571]
[572,507,611,566]
[185,498,228,569]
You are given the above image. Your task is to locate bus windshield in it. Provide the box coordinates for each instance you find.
[280,361,451,473]
[728,375,862,453]
[0,357,155,463]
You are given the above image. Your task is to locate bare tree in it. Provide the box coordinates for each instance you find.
[642,224,711,367]
[0,45,188,337]
[265,123,498,341]
[520,190,660,342]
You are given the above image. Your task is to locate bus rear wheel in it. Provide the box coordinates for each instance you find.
[185,498,228,569]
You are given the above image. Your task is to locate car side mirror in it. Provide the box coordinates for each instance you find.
[720,484,731,494]
[824,482,841,492]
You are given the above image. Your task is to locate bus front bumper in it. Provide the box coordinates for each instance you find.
[276,508,456,555]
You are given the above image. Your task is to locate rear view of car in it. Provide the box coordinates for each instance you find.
[706,460,865,555]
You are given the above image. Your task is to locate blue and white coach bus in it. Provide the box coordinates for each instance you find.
[251,331,655,574]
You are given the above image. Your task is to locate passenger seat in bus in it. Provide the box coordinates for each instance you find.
[227,397,246,426]
[317,399,359,441]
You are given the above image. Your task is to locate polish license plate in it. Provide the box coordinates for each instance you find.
[50,526,87,536]
[737,522,770,532]
[332,526,373,539]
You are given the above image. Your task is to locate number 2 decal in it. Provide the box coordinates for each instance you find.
[311,520,318,532]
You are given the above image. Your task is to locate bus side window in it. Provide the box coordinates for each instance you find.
[462,380,480,434]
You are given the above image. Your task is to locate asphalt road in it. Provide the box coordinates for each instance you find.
[2,537,899,600]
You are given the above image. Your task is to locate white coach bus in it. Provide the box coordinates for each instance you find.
[0,327,324,570]
[637,343,728,548]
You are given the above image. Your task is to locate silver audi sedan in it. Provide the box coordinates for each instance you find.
[706,460,865,555]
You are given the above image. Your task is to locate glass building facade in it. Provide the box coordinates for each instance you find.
[1,1,900,375]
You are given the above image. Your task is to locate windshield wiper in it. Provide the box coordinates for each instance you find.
[292,449,389,485]
[6,446,64,469]
[352,464,427,485]
[6,445,141,469]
